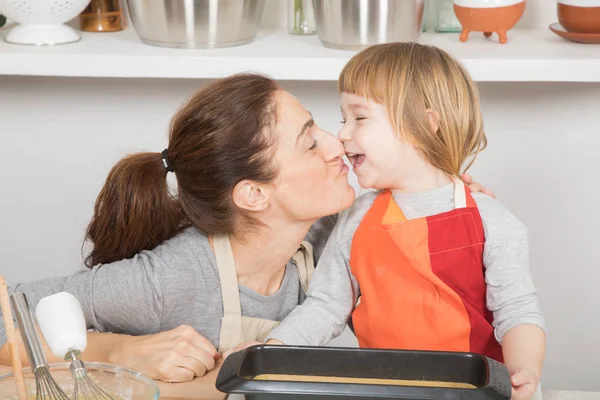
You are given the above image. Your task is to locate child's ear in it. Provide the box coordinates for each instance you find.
[426,109,440,133]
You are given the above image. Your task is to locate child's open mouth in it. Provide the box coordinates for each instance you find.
[346,153,366,169]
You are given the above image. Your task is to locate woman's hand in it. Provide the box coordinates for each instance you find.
[461,173,496,199]
[510,368,539,400]
[109,325,220,383]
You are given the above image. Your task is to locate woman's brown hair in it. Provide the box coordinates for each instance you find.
[84,73,280,268]
[338,42,486,177]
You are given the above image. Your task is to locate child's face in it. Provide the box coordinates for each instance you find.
[339,92,422,190]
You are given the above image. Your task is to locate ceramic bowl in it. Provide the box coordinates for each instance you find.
[558,0,600,33]
[454,0,526,43]
[0,0,92,45]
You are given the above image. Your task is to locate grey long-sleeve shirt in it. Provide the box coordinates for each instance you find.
[268,184,546,346]
[0,215,337,350]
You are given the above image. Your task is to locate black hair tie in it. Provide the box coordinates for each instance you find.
[161,149,174,173]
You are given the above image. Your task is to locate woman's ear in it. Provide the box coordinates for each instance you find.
[233,180,270,212]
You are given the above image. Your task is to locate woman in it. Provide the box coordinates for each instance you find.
[0,73,490,383]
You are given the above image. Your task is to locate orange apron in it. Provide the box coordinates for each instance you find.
[350,179,503,361]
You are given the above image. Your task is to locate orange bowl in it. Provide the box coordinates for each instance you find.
[558,4,600,33]
[454,2,525,43]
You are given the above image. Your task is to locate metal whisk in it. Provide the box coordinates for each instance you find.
[67,350,114,400]
[35,292,115,400]
[11,292,70,400]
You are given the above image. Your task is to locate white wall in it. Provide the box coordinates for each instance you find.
[2,0,597,393]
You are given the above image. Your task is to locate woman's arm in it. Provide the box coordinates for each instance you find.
[1,252,166,342]
[103,325,221,382]
[0,325,219,383]
[0,250,219,382]
[0,327,131,366]
[0,325,63,365]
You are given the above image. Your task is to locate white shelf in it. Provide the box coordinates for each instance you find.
[0,26,599,82]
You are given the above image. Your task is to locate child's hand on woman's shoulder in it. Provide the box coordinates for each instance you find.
[461,173,496,199]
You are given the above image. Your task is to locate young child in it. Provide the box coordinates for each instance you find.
[265,43,546,400]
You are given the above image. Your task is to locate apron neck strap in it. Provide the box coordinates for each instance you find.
[452,177,467,209]
[213,234,242,317]
[291,241,315,293]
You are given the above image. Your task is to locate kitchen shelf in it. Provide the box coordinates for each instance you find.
[0,27,599,82]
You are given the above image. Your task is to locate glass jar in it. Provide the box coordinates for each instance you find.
[434,0,462,33]
[288,0,316,35]
[422,0,429,32]
[79,0,124,32]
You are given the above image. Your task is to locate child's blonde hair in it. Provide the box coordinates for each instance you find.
[338,42,486,176]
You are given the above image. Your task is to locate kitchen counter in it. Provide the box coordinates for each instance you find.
[542,391,600,400]
[214,389,600,400]
[224,390,600,399]
[2,364,599,399]
[0,363,227,399]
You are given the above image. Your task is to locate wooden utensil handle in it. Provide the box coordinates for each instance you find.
[0,277,28,400]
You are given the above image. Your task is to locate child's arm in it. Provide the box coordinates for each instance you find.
[481,201,546,399]
[502,324,546,399]
[266,215,359,346]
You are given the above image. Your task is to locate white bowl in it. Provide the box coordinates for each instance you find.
[454,0,524,8]
[558,0,600,5]
[0,0,92,45]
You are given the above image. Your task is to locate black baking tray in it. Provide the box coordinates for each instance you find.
[216,345,511,400]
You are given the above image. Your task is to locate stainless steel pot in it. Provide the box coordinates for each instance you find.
[312,0,425,50]
[126,0,265,49]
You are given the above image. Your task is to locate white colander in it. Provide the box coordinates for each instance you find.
[0,0,91,45]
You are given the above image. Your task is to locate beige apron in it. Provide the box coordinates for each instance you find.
[213,234,314,352]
